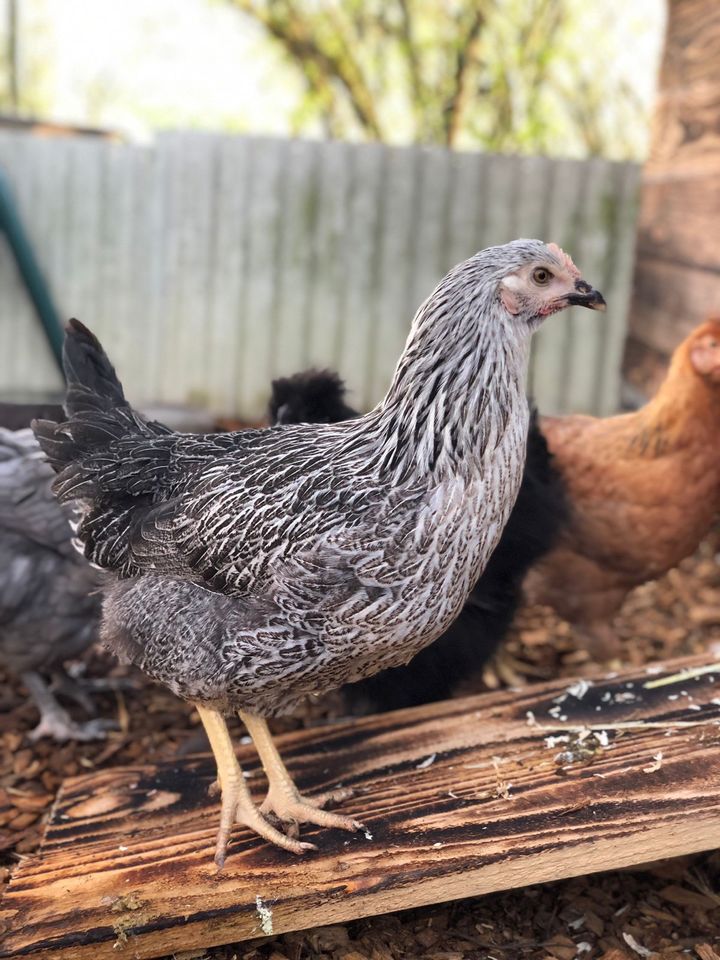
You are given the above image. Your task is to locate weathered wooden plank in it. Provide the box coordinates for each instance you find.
[630,256,720,355]
[635,170,720,274]
[2,654,720,960]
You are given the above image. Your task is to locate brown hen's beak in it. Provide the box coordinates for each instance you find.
[565,279,606,311]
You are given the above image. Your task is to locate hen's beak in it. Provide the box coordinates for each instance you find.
[565,279,606,311]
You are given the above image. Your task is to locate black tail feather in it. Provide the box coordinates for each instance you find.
[62,318,127,417]
[32,320,170,491]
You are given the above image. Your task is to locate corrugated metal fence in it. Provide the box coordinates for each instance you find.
[0,131,640,418]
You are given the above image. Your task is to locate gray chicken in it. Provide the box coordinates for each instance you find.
[0,427,105,740]
[34,239,605,862]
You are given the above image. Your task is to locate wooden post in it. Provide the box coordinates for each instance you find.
[627,0,720,384]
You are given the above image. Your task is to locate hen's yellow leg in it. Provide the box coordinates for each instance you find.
[195,704,315,864]
[240,710,363,834]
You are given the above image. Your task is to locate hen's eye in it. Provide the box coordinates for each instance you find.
[532,268,552,285]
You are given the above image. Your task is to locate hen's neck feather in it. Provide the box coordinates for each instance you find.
[342,275,531,486]
[640,343,720,444]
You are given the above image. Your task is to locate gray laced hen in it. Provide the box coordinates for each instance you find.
[34,239,605,863]
[0,428,105,741]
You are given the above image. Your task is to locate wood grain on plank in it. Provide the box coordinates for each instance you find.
[2,655,720,960]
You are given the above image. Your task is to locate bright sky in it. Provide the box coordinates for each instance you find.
[13,0,303,138]
[7,0,666,150]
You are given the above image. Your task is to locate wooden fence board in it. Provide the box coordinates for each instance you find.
[273,137,321,378]
[0,132,639,417]
[2,654,720,960]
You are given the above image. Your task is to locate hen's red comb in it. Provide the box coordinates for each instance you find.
[547,242,580,279]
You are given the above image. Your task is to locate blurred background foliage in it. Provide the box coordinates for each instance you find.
[0,0,665,158]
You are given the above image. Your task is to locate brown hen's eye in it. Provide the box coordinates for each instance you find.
[532,267,552,285]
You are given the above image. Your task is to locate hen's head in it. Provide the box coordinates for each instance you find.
[493,239,606,327]
[269,370,356,425]
[688,318,720,384]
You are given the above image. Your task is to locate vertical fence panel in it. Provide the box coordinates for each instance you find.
[530,158,588,414]
[205,135,251,416]
[238,137,287,414]
[307,139,351,374]
[596,162,641,415]
[273,138,322,379]
[337,143,385,410]
[0,131,640,419]
[368,144,421,404]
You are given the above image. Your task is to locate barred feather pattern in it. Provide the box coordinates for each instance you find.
[37,240,562,716]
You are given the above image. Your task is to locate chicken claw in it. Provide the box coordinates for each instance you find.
[29,712,116,743]
[196,703,316,865]
[241,711,364,837]
[261,785,364,835]
[22,670,117,742]
[215,769,316,866]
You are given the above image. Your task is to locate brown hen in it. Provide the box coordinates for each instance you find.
[527,318,720,658]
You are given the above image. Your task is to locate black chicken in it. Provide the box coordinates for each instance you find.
[269,369,568,713]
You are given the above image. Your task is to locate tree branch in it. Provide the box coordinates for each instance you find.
[443,7,486,147]
[232,0,384,139]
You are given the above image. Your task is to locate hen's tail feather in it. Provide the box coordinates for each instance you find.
[31,321,182,577]
[32,320,172,499]
[62,318,128,416]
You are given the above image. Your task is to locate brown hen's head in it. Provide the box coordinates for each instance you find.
[688,318,720,384]
[498,242,606,321]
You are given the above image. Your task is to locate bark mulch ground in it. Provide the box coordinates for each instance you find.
[2,529,719,960]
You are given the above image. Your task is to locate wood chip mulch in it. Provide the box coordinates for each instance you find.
[1,528,719,960]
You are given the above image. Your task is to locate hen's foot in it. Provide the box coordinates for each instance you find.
[50,673,96,714]
[29,711,115,742]
[22,671,116,742]
[214,771,315,866]
[240,711,363,836]
[261,783,363,834]
[195,703,316,865]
